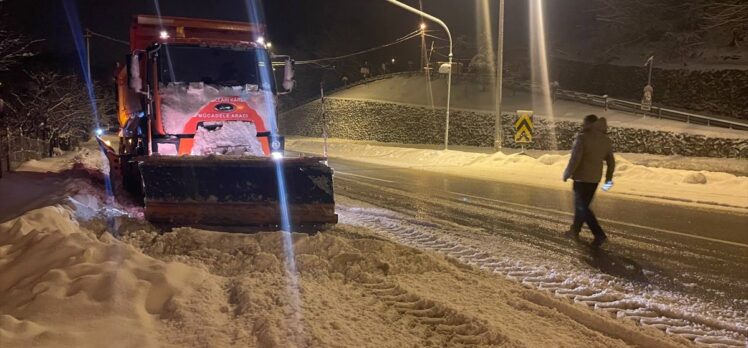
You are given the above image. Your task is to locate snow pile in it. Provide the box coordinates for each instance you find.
[191,121,265,156]
[287,137,748,209]
[160,83,275,134]
[0,206,208,347]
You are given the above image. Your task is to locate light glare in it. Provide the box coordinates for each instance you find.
[159,30,170,39]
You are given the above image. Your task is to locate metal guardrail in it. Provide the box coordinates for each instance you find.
[511,81,748,131]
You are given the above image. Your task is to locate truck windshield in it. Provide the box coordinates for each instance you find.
[159,45,275,91]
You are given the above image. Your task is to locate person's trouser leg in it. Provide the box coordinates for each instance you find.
[573,181,605,238]
[571,182,586,232]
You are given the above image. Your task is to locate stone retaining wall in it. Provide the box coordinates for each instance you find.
[280,98,748,158]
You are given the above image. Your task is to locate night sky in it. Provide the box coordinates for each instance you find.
[4,0,573,81]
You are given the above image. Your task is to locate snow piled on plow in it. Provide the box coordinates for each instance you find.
[191,121,265,156]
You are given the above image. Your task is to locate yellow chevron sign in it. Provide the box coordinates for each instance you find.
[514,110,534,144]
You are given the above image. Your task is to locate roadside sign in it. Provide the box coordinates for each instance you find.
[641,84,653,111]
[514,110,534,144]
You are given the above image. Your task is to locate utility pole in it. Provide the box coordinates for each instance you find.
[493,0,505,151]
[647,56,654,86]
[85,28,92,82]
[385,0,453,150]
[320,82,328,159]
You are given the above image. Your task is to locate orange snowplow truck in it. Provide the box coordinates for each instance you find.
[101,15,337,226]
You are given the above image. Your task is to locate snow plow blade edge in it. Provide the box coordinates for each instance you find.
[138,156,337,226]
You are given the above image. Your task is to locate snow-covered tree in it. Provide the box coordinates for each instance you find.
[0,5,40,72]
[4,71,114,149]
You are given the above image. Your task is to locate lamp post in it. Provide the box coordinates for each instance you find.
[493,0,505,151]
[386,0,453,150]
[85,28,92,82]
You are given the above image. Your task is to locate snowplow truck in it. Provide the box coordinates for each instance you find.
[101,15,337,226]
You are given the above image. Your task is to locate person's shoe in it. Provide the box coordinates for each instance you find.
[591,235,607,247]
[564,228,580,240]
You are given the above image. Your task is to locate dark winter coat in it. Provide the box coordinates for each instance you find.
[563,118,615,183]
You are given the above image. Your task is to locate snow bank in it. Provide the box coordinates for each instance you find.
[287,137,748,209]
[0,205,209,347]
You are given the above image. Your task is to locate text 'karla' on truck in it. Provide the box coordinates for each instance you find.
[97,15,337,227]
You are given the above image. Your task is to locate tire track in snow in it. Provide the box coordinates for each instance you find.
[357,276,507,346]
[338,205,748,347]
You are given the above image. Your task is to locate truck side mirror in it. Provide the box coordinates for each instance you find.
[281,58,295,93]
[127,53,142,92]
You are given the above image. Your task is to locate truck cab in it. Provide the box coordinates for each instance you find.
[115,15,294,159]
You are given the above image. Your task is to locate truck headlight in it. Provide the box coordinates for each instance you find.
[271,139,281,151]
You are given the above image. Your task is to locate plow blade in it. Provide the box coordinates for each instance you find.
[138,156,337,226]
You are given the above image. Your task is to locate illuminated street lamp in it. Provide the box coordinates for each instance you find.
[420,22,426,30]
[386,0,453,150]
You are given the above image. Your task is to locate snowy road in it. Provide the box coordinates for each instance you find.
[323,157,748,345]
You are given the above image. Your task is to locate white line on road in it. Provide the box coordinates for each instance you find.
[336,171,395,183]
[446,191,748,249]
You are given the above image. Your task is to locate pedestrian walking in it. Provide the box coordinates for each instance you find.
[563,114,615,247]
[360,62,370,79]
[551,80,560,103]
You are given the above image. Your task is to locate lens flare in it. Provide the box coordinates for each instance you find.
[62,0,115,225]
[245,0,305,339]
[529,0,557,150]
[152,0,177,83]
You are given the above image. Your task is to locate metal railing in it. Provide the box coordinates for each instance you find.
[0,129,50,178]
[509,80,748,131]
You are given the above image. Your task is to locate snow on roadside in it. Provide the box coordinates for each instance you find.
[335,198,748,346]
[0,143,690,347]
[287,137,748,209]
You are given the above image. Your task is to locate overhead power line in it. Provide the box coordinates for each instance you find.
[295,29,422,65]
[86,29,130,46]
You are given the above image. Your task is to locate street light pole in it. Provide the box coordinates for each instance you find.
[419,0,425,71]
[493,0,505,151]
[647,56,654,85]
[85,28,92,82]
[385,0,453,150]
